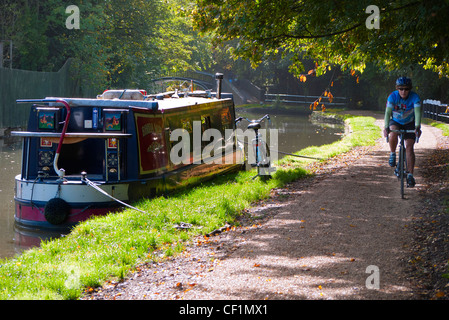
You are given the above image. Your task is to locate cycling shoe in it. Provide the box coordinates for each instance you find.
[389,153,396,167]
[407,174,416,188]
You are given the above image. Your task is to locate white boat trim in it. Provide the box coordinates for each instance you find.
[15,175,129,204]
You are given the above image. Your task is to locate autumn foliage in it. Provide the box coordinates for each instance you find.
[298,68,335,112]
[300,68,359,112]
[192,1,449,78]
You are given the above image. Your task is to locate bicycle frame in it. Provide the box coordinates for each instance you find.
[387,129,419,198]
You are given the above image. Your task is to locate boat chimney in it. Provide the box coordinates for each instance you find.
[215,73,223,99]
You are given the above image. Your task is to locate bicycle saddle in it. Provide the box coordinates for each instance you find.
[247,121,261,130]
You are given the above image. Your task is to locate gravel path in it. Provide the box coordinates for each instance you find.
[83,114,447,300]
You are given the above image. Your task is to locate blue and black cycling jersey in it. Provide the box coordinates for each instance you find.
[385,90,421,126]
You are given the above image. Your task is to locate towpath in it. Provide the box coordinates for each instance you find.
[84,111,445,300]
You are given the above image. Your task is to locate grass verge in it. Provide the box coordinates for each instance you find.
[0,112,380,300]
[424,119,449,136]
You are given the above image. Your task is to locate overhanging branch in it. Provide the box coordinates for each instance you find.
[255,23,363,42]
[254,0,422,42]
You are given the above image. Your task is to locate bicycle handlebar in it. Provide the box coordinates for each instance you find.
[235,114,270,124]
[235,114,271,130]
[390,129,416,132]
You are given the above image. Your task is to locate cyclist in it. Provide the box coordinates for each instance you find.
[383,76,422,187]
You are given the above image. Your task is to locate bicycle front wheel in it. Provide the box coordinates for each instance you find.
[399,145,405,199]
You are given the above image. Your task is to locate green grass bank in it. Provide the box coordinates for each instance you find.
[0,112,381,300]
[425,118,449,137]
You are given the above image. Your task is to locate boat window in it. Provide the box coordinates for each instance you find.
[38,110,57,130]
[181,119,192,132]
[104,112,122,131]
[221,109,232,129]
[201,115,211,132]
[58,139,104,176]
[201,115,212,150]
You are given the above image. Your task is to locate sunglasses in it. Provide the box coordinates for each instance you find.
[397,87,410,91]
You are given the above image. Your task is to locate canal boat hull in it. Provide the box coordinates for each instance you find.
[12,83,245,231]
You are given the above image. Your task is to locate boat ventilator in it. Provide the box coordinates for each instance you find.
[81,172,148,214]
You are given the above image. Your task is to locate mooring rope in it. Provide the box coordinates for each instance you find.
[82,177,148,214]
[237,139,323,160]
[276,150,323,160]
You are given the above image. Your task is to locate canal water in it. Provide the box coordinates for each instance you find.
[236,108,344,158]
[0,110,343,259]
[0,140,23,258]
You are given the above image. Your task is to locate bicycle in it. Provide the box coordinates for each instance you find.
[386,129,419,199]
[235,114,273,179]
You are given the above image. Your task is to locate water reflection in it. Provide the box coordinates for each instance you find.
[14,228,68,253]
[0,139,70,259]
[0,139,24,258]
[0,110,343,259]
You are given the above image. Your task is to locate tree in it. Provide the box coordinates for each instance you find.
[155,0,215,75]
[0,0,215,94]
[191,0,449,78]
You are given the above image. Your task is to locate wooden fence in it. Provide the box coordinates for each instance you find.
[422,99,449,123]
[265,93,347,106]
[0,59,78,128]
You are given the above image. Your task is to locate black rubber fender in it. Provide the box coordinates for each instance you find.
[44,198,70,225]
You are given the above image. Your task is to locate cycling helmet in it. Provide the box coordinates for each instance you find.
[396,77,412,88]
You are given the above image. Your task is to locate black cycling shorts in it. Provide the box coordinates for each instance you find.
[389,120,416,140]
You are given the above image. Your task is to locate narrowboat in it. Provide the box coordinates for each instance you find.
[12,74,245,231]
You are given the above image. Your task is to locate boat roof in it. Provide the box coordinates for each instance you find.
[45,97,159,110]
[40,95,232,112]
